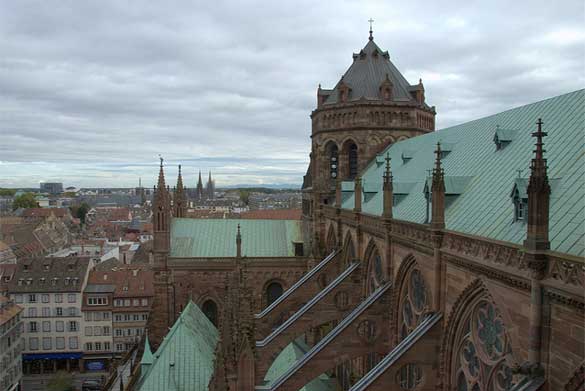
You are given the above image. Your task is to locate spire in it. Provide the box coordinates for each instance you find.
[196,170,204,201]
[431,142,445,230]
[368,18,374,41]
[174,164,187,218]
[525,118,551,252]
[236,224,242,258]
[383,153,393,218]
[153,156,171,261]
[157,156,166,191]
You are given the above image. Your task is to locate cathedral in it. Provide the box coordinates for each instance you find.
[133,28,584,391]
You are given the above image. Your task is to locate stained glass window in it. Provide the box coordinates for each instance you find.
[398,266,428,340]
[366,251,384,295]
[453,300,513,391]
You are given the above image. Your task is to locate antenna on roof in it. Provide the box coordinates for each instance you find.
[368,18,374,41]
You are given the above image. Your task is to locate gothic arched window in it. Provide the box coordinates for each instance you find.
[266,282,283,306]
[201,300,218,326]
[343,238,356,269]
[398,267,429,341]
[366,249,384,295]
[453,300,513,391]
[348,143,358,179]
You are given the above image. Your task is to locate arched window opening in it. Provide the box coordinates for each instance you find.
[327,143,339,180]
[201,300,218,326]
[348,143,358,179]
[366,250,384,295]
[452,300,513,391]
[266,282,283,306]
[398,267,429,341]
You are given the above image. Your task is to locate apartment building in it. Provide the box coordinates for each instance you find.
[0,296,23,391]
[87,268,153,355]
[81,282,114,371]
[8,257,91,374]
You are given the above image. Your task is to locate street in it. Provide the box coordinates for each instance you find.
[21,371,107,391]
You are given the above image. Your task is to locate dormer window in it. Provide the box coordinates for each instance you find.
[401,151,414,164]
[18,279,24,286]
[494,126,518,150]
[379,74,393,101]
[338,79,351,103]
[510,178,528,223]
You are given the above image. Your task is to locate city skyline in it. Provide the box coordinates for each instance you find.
[1,0,584,188]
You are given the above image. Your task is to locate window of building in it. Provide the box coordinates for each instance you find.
[29,321,38,333]
[55,294,63,303]
[114,314,122,322]
[29,337,39,351]
[14,295,23,304]
[88,297,107,305]
[55,307,63,317]
[94,326,102,336]
[68,321,78,332]
[133,299,139,306]
[103,326,111,336]
[67,294,76,303]
[133,314,139,321]
[42,307,50,317]
[55,321,64,332]
[42,321,51,332]
[28,294,37,303]
[104,342,111,351]
[141,314,148,321]
[115,328,122,336]
[266,282,284,307]
[41,294,49,303]
[116,343,124,351]
[95,342,102,351]
[514,198,527,221]
[124,314,130,322]
[94,312,102,321]
[56,337,65,350]
[141,299,148,306]
[85,327,93,336]
[27,308,37,317]
[84,312,92,321]
[348,143,358,179]
[86,342,93,351]
[42,337,52,350]
[202,300,218,326]
[69,337,78,349]
[124,299,130,306]
[125,329,132,336]
[68,307,77,316]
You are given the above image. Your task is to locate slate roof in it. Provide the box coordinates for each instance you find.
[136,301,218,391]
[9,257,91,293]
[264,337,335,391]
[341,90,585,257]
[322,39,421,106]
[170,218,302,258]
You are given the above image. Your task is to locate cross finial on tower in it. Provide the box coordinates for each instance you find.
[159,155,164,167]
[368,18,374,41]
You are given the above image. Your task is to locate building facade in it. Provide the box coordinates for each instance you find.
[8,257,91,374]
[0,296,23,391]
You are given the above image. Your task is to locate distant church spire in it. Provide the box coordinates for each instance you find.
[196,170,204,201]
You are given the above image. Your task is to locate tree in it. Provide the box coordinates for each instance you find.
[0,189,16,196]
[47,371,74,391]
[71,202,91,224]
[239,189,250,206]
[12,193,38,210]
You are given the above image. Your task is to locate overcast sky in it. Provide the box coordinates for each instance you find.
[1,0,583,189]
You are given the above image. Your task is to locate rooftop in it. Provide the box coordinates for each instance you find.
[170,218,302,258]
[137,301,218,391]
[341,90,584,257]
[9,257,91,293]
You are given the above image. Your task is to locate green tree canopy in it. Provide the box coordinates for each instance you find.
[0,189,16,196]
[12,193,38,210]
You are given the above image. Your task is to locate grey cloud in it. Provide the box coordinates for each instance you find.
[0,0,583,187]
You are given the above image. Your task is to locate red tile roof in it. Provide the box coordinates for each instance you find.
[22,208,69,218]
[87,267,154,297]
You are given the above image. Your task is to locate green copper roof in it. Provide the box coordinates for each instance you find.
[264,337,335,391]
[171,218,302,258]
[137,301,218,391]
[342,90,585,257]
[141,335,154,366]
